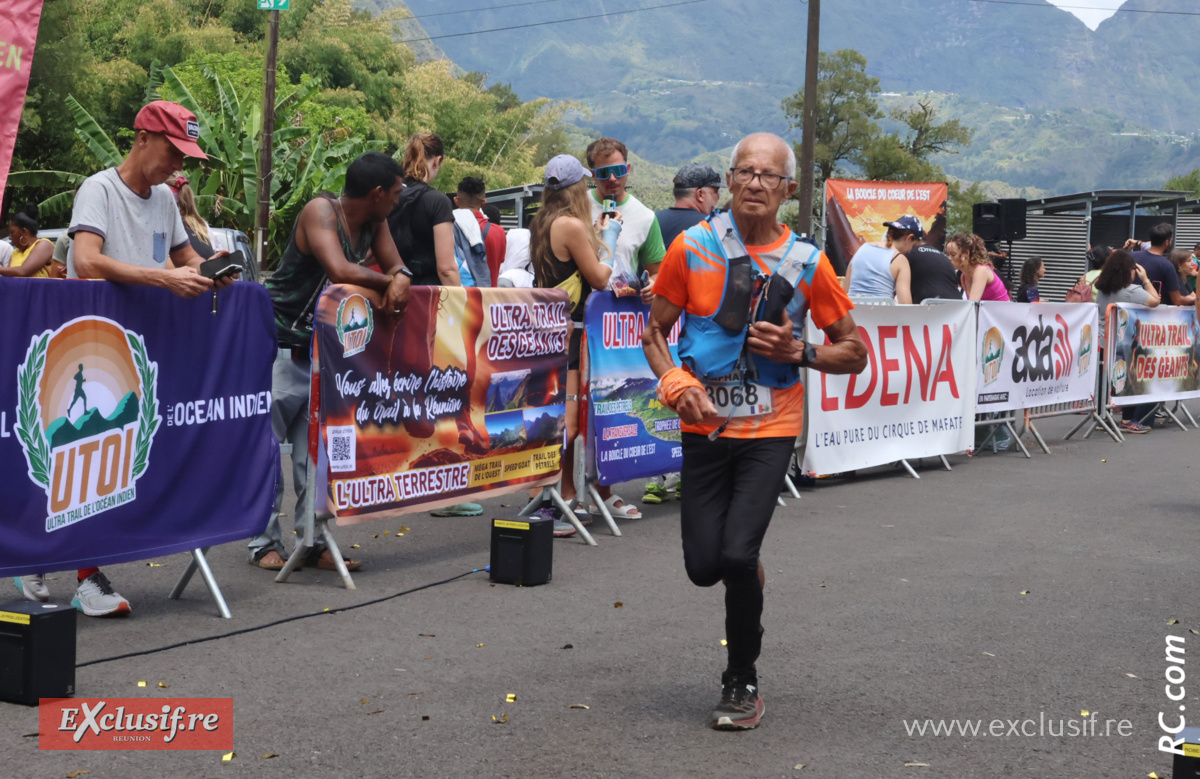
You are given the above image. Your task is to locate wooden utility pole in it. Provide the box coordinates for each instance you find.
[797,0,820,237]
[255,9,280,272]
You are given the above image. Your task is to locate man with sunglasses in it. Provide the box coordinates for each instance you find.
[586,137,667,520]
[643,133,866,730]
[586,137,667,295]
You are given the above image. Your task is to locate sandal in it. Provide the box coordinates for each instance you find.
[251,549,292,571]
[588,495,642,519]
[305,547,362,572]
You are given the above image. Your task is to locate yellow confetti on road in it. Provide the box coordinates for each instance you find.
[794,765,805,771]
[222,752,235,763]
[157,682,169,689]
[361,698,369,704]
[66,772,89,778]
[351,544,361,549]
[569,704,590,710]
[492,713,509,724]
[1169,619,1179,625]
[1081,710,1090,716]
[137,681,146,687]
[1126,673,1138,678]
[904,762,929,768]
[476,644,485,648]
[261,753,279,760]
[146,562,165,567]
[384,530,390,535]
[1019,590,1030,595]
[720,639,728,646]
[614,602,624,608]
[505,693,516,703]
[400,526,411,532]
[982,652,996,657]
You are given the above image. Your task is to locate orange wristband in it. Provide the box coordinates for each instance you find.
[657,367,704,411]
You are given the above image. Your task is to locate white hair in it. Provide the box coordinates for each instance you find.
[729,134,797,178]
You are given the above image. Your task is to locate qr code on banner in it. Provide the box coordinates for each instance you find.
[327,425,356,472]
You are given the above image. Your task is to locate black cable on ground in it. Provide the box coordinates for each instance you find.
[75,567,488,669]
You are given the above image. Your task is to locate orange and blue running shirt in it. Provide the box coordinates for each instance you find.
[654,219,853,439]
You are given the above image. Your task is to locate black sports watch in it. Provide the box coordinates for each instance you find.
[394,266,414,280]
[798,341,817,367]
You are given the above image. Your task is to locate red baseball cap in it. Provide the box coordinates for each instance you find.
[133,101,208,160]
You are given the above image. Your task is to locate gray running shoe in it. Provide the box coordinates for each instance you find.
[14,574,49,603]
[72,571,131,617]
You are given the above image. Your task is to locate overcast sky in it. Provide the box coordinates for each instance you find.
[1045,0,1124,30]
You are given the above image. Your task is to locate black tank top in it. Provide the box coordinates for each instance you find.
[533,223,592,321]
[267,195,374,348]
[907,244,963,303]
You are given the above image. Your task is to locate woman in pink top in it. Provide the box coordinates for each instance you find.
[947,233,1010,301]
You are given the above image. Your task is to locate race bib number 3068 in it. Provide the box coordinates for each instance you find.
[704,374,773,418]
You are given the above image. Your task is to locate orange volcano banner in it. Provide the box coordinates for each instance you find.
[823,179,948,274]
[313,285,570,521]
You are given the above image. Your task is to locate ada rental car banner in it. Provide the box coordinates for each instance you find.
[976,301,1098,413]
[315,285,569,520]
[0,280,278,576]
[584,292,684,486]
[803,301,976,475]
[1106,303,1200,406]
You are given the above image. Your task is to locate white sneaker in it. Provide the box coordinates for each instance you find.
[72,572,131,617]
[13,574,49,603]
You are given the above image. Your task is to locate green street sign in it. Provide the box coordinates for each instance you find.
[258,0,288,9]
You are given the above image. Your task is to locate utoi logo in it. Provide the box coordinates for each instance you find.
[14,318,161,532]
[39,698,233,750]
[335,294,374,357]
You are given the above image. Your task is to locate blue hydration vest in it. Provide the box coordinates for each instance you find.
[676,210,821,390]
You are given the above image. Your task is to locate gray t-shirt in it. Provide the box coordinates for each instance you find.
[1096,283,1150,343]
[66,168,189,278]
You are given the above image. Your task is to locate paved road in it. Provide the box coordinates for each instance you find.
[3,415,1196,778]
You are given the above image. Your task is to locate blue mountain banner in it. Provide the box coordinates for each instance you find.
[584,292,684,486]
[0,280,279,576]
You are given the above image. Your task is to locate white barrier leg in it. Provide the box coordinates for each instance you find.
[168,548,232,620]
[1005,420,1032,458]
[519,485,596,545]
[274,500,313,584]
[939,455,952,471]
[321,523,356,590]
[783,473,802,499]
[899,460,920,479]
[1024,419,1052,455]
[1176,401,1199,429]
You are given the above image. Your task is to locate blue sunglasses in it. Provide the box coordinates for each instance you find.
[592,164,629,180]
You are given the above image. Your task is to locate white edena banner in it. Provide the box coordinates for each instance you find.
[975,302,1099,413]
[803,301,976,475]
[1106,303,1200,406]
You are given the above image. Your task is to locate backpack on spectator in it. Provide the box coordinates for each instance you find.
[1065,276,1094,303]
[452,219,491,287]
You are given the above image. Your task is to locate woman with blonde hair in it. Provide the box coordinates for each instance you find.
[946,232,1010,301]
[167,174,223,258]
[387,132,460,287]
[530,154,623,535]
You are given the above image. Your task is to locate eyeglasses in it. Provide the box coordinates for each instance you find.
[729,167,792,190]
[593,164,629,180]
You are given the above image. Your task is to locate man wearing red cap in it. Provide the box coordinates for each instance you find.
[20,101,232,617]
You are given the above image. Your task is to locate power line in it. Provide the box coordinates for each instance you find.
[398,0,709,42]
[407,0,566,20]
[970,0,1200,18]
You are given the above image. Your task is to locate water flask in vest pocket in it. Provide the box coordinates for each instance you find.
[754,275,795,326]
[712,254,754,332]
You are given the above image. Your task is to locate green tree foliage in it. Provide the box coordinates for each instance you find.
[782,50,881,185]
[1165,169,1200,197]
[9,0,568,228]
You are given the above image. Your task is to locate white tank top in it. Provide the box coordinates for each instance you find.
[847,242,897,298]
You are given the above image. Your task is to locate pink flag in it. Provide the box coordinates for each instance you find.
[0,0,46,206]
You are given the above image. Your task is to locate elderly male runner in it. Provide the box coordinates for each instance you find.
[643,133,866,730]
